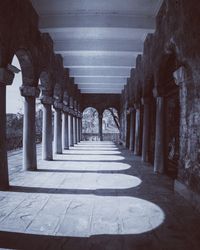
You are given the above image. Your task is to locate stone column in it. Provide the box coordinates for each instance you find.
[99,113,103,141]
[20,86,40,171]
[77,116,80,143]
[134,104,141,156]
[62,106,69,150]
[74,115,78,144]
[80,117,83,141]
[41,96,53,160]
[70,111,74,146]
[53,101,63,154]
[142,98,150,162]
[154,96,164,173]
[129,107,135,151]
[0,68,14,189]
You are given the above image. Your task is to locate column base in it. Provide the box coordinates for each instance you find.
[174,180,200,213]
[0,183,9,191]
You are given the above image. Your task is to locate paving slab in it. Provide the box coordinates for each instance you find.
[0,142,199,249]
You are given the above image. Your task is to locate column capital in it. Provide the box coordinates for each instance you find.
[63,105,70,113]
[53,100,63,110]
[20,86,40,97]
[173,66,187,86]
[141,97,150,105]
[0,68,14,86]
[41,96,54,105]
[134,103,140,110]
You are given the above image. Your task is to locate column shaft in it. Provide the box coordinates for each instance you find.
[0,86,9,189]
[77,118,80,143]
[154,97,164,173]
[99,115,103,141]
[42,104,53,160]
[23,96,37,170]
[134,108,141,155]
[74,117,78,144]
[70,115,74,146]
[63,113,69,149]
[54,109,62,154]
[142,102,150,162]
[80,118,83,141]
[129,110,135,151]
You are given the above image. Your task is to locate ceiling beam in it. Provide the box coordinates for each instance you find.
[40,14,155,31]
[75,77,127,84]
[54,39,143,52]
[63,54,136,67]
[69,67,132,77]
[81,89,122,94]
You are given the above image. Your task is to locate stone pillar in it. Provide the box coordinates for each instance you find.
[154,96,164,173]
[134,104,141,156]
[142,98,150,162]
[0,68,14,189]
[77,117,80,143]
[99,113,103,141]
[41,96,53,160]
[62,106,69,150]
[20,86,40,170]
[129,108,135,151]
[74,115,78,144]
[80,117,83,141]
[53,101,63,154]
[70,111,74,146]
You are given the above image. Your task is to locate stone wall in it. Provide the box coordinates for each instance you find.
[121,0,200,196]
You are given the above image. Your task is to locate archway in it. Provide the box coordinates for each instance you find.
[6,55,23,152]
[102,108,120,142]
[82,107,99,141]
[157,53,181,178]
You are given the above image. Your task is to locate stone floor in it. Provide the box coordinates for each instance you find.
[0,141,200,250]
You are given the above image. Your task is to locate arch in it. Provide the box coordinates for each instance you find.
[102,107,120,143]
[82,107,99,141]
[13,49,35,87]
[6,55,24,151]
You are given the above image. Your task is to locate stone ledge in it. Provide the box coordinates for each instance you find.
[174,180,200,213]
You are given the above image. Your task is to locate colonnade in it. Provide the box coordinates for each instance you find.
[0,72,83,190]
[127,94,165,175]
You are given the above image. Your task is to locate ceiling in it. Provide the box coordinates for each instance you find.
[31,0,163,94]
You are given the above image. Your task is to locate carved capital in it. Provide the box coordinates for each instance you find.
[63,105,70,113]
[20,86,40,97]
[53,100,63,110]
[152,86,163,98]
[173,66,186,86]
[0,68,14,86]
[141,97,150,105]
[41,96,54,105]
[129,107,135,113]
[134,103,140,110]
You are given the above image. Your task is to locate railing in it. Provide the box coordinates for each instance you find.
[82,133,120,143]
[6,134,42,151]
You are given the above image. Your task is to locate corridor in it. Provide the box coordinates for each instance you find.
[0,142,200,250]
